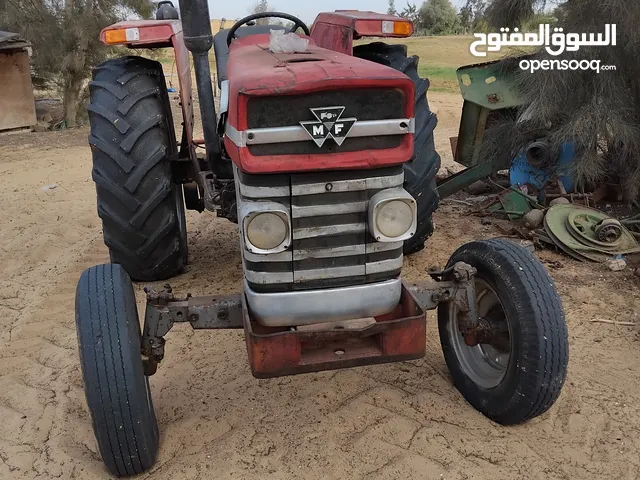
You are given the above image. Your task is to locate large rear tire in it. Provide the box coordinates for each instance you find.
[75,264,159,476]
[354,42,441,254]
[88,56,187,281]
[438,239,569,425]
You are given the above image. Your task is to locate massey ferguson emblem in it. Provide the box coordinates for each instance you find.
[300,107,357,147]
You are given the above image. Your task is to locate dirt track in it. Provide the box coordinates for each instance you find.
[2,92,640,479]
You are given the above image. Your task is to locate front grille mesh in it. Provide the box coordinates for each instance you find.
[237,166,404,292]
[246,88,406,156]
[246,89,405,128]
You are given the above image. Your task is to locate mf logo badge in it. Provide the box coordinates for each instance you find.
[300,107,357,147]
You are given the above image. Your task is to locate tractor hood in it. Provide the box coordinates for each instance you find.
[223,34,416,174]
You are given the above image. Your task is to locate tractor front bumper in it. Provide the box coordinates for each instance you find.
[244,278,401,327]
[140,262,480,378]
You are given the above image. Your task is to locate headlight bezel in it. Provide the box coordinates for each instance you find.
[240,201,291,254]
[368,188,417,242]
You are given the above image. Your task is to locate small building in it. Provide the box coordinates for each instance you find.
[0,31,36,132]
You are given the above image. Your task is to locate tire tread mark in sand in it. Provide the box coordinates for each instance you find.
[331,386,379,412]
[364,454,402,478]
[349,415,390,442]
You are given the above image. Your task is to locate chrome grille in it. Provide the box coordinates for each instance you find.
[236,166,404,292]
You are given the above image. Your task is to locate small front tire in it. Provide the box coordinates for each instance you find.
[75,264,159,476]
[438,239,569,425]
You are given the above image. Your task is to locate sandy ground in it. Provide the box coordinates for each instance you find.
[2,91,640,480]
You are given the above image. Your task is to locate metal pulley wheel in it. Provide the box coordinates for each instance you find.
[544,204,640,262]
[567,209,621,249]
[595,218,623,244]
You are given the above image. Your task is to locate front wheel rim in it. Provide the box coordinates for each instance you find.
[447,278,512,389]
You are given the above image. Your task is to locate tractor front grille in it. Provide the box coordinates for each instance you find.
[237,166,404,293]
[246,88,406,156]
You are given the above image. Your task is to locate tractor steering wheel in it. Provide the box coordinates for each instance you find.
[226,12,310,46]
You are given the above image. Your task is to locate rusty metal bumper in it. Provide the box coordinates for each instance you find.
[140,262,478,379]
[243,283,426,378]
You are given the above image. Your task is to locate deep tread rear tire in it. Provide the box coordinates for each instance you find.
[438,239,569,425]
[89,56,187,281]
[75,264,158,476]
[354,42,441,254]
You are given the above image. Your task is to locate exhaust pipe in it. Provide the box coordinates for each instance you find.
[178,0,221,171]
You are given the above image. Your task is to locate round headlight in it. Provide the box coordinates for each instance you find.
[376,200,414,238]
[246,213,288,250]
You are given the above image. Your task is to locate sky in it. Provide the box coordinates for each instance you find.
[210,0,467,24]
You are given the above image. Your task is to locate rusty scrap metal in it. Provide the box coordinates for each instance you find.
[410,262,479,330]
[244,284,427,378]
[141,285,243,375]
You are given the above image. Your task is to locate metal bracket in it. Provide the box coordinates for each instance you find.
[198,170,220,212]
[407,261,479,333]
[141,284,243,375]
[141,262,480,376]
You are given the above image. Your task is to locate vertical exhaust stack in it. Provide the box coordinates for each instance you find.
[178,0,221,170]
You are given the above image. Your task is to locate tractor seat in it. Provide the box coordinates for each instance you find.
[213,25,286,87]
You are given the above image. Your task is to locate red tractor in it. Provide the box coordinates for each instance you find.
[76,3,569,476]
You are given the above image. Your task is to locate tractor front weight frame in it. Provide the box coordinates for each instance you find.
[140,262,480,378]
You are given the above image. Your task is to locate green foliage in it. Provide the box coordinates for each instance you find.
[553,3,570,24]
[484,0,537,28]
[0,0,152,126]
[399,3,421,25]
[420,0,461,35]
[459,0,486,33]
[388,0,398,16]
[473,18,491,33]
[520,12,556,31]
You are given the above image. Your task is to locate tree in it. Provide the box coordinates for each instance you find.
[250,0,274,24]
[459,0,486,33]
[419,0,460,35]
[399,3,420,25]
[552,3,570,24]
[388,0,398,16]
[0,0,152,127]
[476,0,640,201]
